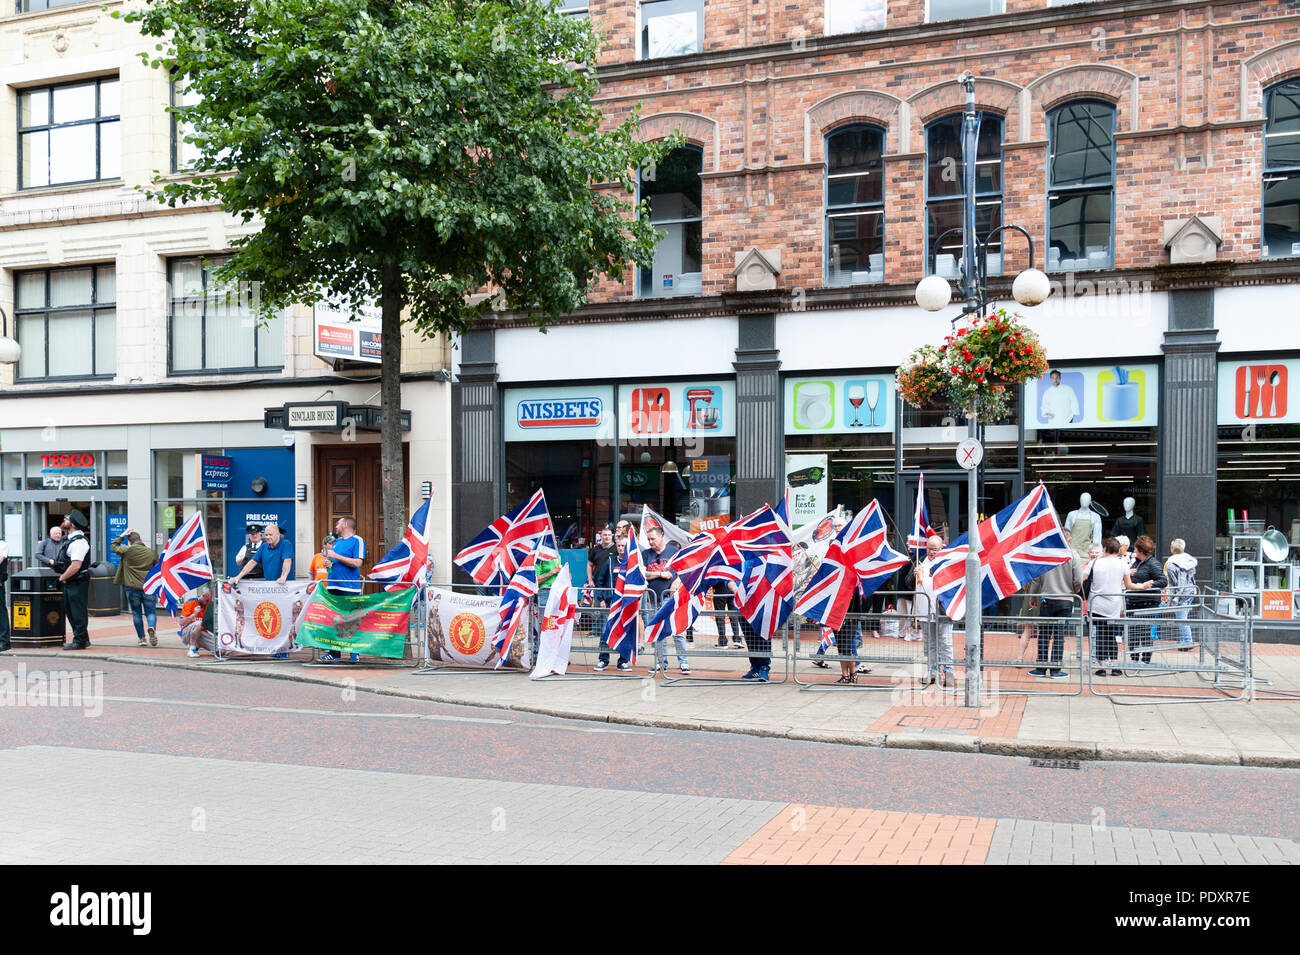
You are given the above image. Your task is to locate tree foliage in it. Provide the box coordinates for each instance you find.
[124,0,670,334]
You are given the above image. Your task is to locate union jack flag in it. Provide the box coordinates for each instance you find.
[143,511,213,613]
[601,523,646,664]
[735,551,794,641]
[794,500,907,631]
[370,497,435,589]
[453,489,558,586]
[646,586,700,644]
[669,505,791,594]
[929,483,1071,620]
[493,552,538,667]
[908,474,939,556]
[818,625,835,653]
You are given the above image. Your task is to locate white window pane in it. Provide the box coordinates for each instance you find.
[96,266,116,304]
[827,0,885,34]
[19,90,49,128]
[17,315,45,379]
[49,125,96,184]
[50,268,93,307]
[17,273,46,309]
[171,259,203,299]
[21,131,49,187]
[206,309,256,369]
[171,302,203,371]
[929,0,1001,21]
[51,84,96,123]
[99,79,120,117]
[99,120,121,179]
[257,313,284,368]
[647,12,698,57]
[47,312,94,377]
[95,311,116,375]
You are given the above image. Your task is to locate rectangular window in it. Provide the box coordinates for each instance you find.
[1048,102,1115,271]
[168,256,284,374]
[18,78,120,189]
[16,0,88,10]
[15,265,116,381]
[927,0,1005,22]
[925,114,1004,277]
[1264,81,1300,259]
[171,80,203,172]
[826,127,885,285]
[641,0,702,60]
[640,147,703,298]
[558,0,589,16]
[826,0,886,34]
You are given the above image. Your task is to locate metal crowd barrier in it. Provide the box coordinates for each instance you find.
[976,594,1087,698]
[658,599,789,686]
[791,591,929,691]
[1086,593,1253,704]
[535,589,661,681]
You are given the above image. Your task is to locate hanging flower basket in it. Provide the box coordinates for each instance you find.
[897,308,1049,420]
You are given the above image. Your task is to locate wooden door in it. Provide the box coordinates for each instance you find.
[314,444,407,576]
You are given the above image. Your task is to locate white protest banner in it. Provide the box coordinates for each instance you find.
[216,579,315,655]
[426,587,531,670]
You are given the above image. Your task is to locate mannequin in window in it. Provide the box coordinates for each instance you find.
[1064,493,1102,561]
[1110,497,1146,542]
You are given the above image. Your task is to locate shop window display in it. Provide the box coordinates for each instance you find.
[505,440,615,547]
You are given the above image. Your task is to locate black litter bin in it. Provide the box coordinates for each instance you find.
[9,566,64,648]
[89,560,121,617]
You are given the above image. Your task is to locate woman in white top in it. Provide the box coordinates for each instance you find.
[1083,537,1128,675]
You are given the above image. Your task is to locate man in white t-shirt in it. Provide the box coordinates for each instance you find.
[56,509,93,650]
[1040,369,1080,425]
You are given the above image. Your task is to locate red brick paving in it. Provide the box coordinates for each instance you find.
[723,805,996,865]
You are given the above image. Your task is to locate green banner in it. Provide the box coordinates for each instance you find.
[296,587,415,658]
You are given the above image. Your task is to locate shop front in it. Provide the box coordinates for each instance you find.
[1215,354,1300,620]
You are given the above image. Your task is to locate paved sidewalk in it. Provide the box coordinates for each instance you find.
[8,616,1300,768]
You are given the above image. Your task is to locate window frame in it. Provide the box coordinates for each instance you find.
[925,0,1006,23]
[167,255,285,377]
[1263,78,1300,260]
[824,123,886,287]
[14,265,116,383]
[923,111,1005,278]
[17,76,121,190]
[637,144,704,299]
[638,0,704,61]
[1045,99,1117,272]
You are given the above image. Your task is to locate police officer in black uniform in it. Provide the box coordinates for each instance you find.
[55,509,92,650]
[0,537,10,652]
[235,523,264,579]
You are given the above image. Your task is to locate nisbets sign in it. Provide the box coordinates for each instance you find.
[517,397,603,429]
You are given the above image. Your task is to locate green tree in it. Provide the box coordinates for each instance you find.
[125,0,669,548]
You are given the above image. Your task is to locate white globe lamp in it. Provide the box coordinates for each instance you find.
[0,336,19,365]
[914,275,953,312]
[1012,268,1051,307]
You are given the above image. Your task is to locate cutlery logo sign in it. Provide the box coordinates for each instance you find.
[630,387,671,434]
[1235,365,1287,420]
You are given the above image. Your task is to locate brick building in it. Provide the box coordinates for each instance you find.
[0,1,454,581]
[455,0,1300,618]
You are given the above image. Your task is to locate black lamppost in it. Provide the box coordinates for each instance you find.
[913,73,1050,706]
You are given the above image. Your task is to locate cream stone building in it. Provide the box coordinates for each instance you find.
[0,1,452,583]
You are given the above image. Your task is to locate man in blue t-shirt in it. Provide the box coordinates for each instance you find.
[231,523,294,585]
[319,517,366,663]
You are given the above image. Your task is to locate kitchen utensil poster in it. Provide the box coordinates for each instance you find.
[1217,358,1299,425]
[784,375,893,434]
[1025,363,1159,429]
[617,380,736,439]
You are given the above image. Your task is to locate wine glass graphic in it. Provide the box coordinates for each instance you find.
[864,380,882,426]
[848,384,866,427]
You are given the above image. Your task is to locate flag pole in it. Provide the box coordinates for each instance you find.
[960,73,983,709]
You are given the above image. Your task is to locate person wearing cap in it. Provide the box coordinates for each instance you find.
[112,528,160,647]
[55,509,92,650]
[235,524,265,579]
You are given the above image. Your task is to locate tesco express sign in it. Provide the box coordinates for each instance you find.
[41,453,97,489]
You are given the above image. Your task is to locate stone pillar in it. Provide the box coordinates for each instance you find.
[452,327,499,582]
[1159,289,1220,564]
[733,312,782,514]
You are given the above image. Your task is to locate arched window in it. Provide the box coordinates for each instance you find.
[639,145,703,298]
[925,112,1003,277]
[1264,78,1300,259]
[826,125,885,286]
[1047,101,1115,271]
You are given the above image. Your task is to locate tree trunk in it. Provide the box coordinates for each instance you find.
[380,262,405,552]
